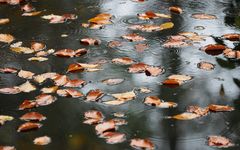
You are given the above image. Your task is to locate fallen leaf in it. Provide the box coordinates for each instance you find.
[130,138,154,150]
[145,66,164,76]
[208,136,234,148]
[86,89,104,101]
[100,132,126,144]
[21,3,34,13]
[208,104,234,112]
[64,79,85,87]
[95,120,116,134]
[0,67,18,73]
[88,13,112,25]
[0,34,14,43]
[163,40,190,48]
[18,81,36,93]
[197,62,215,71]
[54,49,75,57]
[82,23,104,29]
[122,33,146,42]
[102,78,124,85]
[41,86,58,94]
[67,63,84,73]
[128,62,148,73]
[108,41,122,48]
[33,136,51,145]
[17,122,42,132]
[31,42,46,51]
[111,118,127,126]
[57,89,84,98]
[35,94,57,106]
[135,43,149,52]
[0,18,10,25]
[191,13,217,20]
[139,87,152,93]
[53,75,69,86]
[84,110,104,125]
[169,6,183,14]
[28,57,48,62]
[18,70,35,79]
[113,112,125,118]
[22,11,42,16]
[0,115,14,125]
[112,57,135,65]
[168,74,192,82]
[129,24,162,32]
[138,11,171,20]
[112,91,136,101]
[0,146,16,150]
[159,22,174,30]
[144,96,161,106]
[10,47,34,54]
[19,100,37,110]
[34,72,58,84]
[187,106,209,116]
[80,38,101,45]
[222,33,240,41]
[42,14,77,24]
[20,112,46,121]
[172,112,200,120]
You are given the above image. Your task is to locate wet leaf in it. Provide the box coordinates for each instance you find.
[103,100,126,105]
[169,6,183,14]
[108,41,122,48]
[64,79,85,87]
[144,96,161,106]
[197,62,215,71]
[21,3,34,12]
[159,22,174,30]
[201,44,226,52]
[86,89,104,101]
[208,136,234,148]
[20,112,46,121]
[112,57,135,65]
[102,78,124,85]
[41,86,58,94]
[95,120,116,135]
[130,138,154,150]
[113,112,125,118]
[10,47,34,54]
[18,70,35,79]
[208,104,234,112]
[35,94,57,106]
[145,66,164,76]
[78,63,100,69]
[33,136,51,145]
[122,33,146,42]
[112,91,136,101]
[100,132,126,144]
[138,11,171,20]
[129,24,162,32]
[31,42,46,51]
[0,18,10,25]
[163,40,190,48]
[191,13,217,20]
[168,74,192,81]
[172,112,200,120]
[17,122,42,132]
[186,106,209,116]
[67,63,84,73]
[54,49,75,57]
[128,62,148,73]
[0,115,14,125]
[0,146,16,150]
[18,81,36,93]
[82,23,104,29]
[0,67,18,73]
[53,75,69,86]
[139,87,152,93]
[28,57,48,62]
[84,110,104,125]
[88,13,112,25]
[0,34,14,43]
[222,33,240,41]
[111,118,127,126]
[135,43,149,52]
[22,11,42,16]
[42,14,77,24]
[34,72,58,84]
[57,89,84,98]
[80,38,101,45]
[35,49,55,57]
[223,49,240,59]
[19,100,37,110]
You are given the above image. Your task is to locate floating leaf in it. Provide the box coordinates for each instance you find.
[53,75,69,86]
[10,46,34,54]
[0,67,18,73]
[0,34,14,43]
[19,100,37,110]
[187,106,209,116]
[18,81,36,93]
[102,78,124,85]
[84,110,104,125]
[64,79,85,87]
[128,62,148,73]
[169,6,183,14]
[33,136,51,145]
[108,41,122,48]
[28,57,48,62]
[22,11,42,16]
[0,87,20,94]
[191,13,217,20]
[145,66,164,76]
[222,33,240,41]
[197,62,215,71]
[41,86,58,94]
[35,94,57,106]
[138,11,171,20]
[159,22,174,30]
[57,89,84,98]
[172,112,200,120]
[18,70,35,79]
[17,122,42,132]
[208,104,234,112]
[80,38,101,45]
[0,18,10,25]
[100,132,126,144]
[0,146,16,150]
[30,42,46,51]
[67,64,84,73]
[95,120,116,135]
[20,112,46,121]
[208,136,234,148]
[0,115,14,125]
[86,89,104,101]
[130,138,154,150]
[112,57,135,65]
[112,91,136,101]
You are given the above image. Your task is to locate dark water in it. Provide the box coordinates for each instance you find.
[0,0,240,149]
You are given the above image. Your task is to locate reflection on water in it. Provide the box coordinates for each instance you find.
[0,0,240,150]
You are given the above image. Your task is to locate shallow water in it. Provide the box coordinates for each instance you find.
[0,0,240,150]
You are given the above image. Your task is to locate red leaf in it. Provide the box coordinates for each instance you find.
[128,62,148,73]
[19,100,37,110]
[20,112,46,121]
[83,110,104,125]
[169,6,183,14]
[17,122,42,132]
[35,94,57,106]
[86,89,104,101]
[66,64,84,73]
[53,75,69,86]
[130,138,154,150]
[222,33,240,41]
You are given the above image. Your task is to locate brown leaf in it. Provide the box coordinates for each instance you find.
[187,106,209,116]
[33,136,51,145]
[122,33,146,42]
[168,74,192,82]
[64,79,85,87]
[135,43,149,52]
[18,70,35,79]
[84,110,104,125]
[53,75,69,86]
[57,89,84,98]
[31,42,46,51]
[28,57,48,62]
[0,146,16,150]
[163,40,190,48]
[103,100,126,105]
[145,66,164,76]
[75,48,87,57]
[197,61,215,71]
[144,96,161,106]
[138,11,171,20]
[100,132,126,144]
[22,11,42,16]
[0,87,20,94]
[102,78,124,85]
[88,13,112,25]
[108,41,122,48]
[208,136,234,148]
[191,13,217,20]
[10,46,34,54]
[18,81,36,93]
[66,64,84,73]
[80,38,101,45]
[0,34,14,43]
[208,104,234,112]
[128,62,148,73]
[172,112,200,120]
[129,24,162,32]
[95,120,116,134]
[17,122,42,132]
[21,3,34,12]
[112,91,136,101]
[0,67,17,73]
[20,112,46,121]
[82,23,104,29]
[19,100,37,110]
[54,49,76,57]
[34,72,58,84]
[112,57,135,65]
[162,79,183,86]
[130,138,154,150]
[0,18,10,25]
[35,94,57,106]
[169,6,183,14]
[201,44,226,52]
[86,89,104,101]
[222,33,240,41]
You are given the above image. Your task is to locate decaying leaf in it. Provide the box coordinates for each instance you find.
[35,94,57,106]
[200,44,226,53]
[86,89,104,101]
[0,18,10,25]
[208,136,234,148]
[80,38,101,45]
[169,6,183,14]
[95,120,116,135]
[191,13,217,20]
[84,110,104,125]
[112,91,136,101]
[163,40,190,48]
[138,11,171,20]
[197,62,215,71]
[103,100,126,105]
[102,78,124,85]
[100,132,126,144]
[0,115,14,125]
[112,57,135,65]
[172,112,200,120]
[35,49,55,57]
[208,104,234,112]
[20,112,46,121]
[19,100,37,110]
[122,33,146,42]
[33,136,51,145]
[187,105,209,116]
[139,87,152,93]
[17,122,42,132]
[130,138,154,150]
[57,89,84,98]
[18,70,35,79]
[0,34,14,43]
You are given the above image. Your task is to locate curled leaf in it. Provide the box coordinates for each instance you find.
[95,120,116,135]
[86,89,104,101]
[19,100,37,110]
[169,6,183,14]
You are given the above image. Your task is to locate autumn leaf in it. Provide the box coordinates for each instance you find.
[208,136,234,148]
[33,136,51,145]
[80,38,101,45]
[0,34,14,43]
[222,33,240,41]
[18,70,35,79]
[35,94,57,106]
[130,138,154,150]
[0,146,15,150]
[138,11,171,20]
[22,11,42,17]
[17,122,42,132]
[84,110,104,125]
[20,112,46,121]
[95,120,116,135]
[191,13,217,20]
[122,33,146,42]
[112,57,135,65]
[86,89,104,101]
[102,78,124,85]
[67,64,84,73]
[111,91,136,101]
[57,89,84,98]
[169,6,183,14]
[19,100,37,110]
[0,115,14,125]
[18,81,36,93]
[0,67,18,74]
[172,112,200,120]
[186,106,209,116]
[0,18,10,25]
[100,132,126,144]
[197,62,215,71]
[208,104,234,112]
